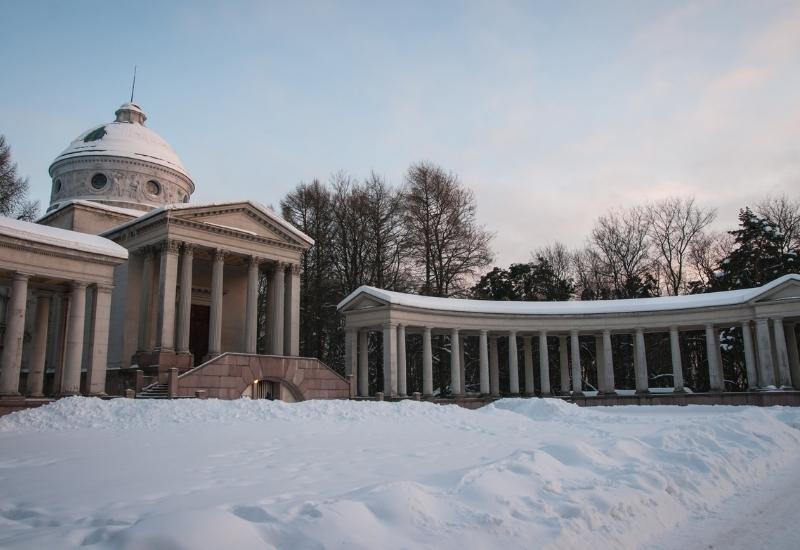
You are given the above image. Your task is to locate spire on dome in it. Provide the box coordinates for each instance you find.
[114,102,147,125]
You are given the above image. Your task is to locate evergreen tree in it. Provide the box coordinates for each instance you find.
[709,207,799,291]
[473,257,574,301]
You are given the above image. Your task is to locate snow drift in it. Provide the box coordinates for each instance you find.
[1,398,799,549]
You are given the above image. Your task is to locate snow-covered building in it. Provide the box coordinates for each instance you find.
[0,102,349,406]
[338,276,800,404]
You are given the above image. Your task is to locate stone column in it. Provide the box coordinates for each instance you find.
[284,264,301,356]
[87,285,113,395]
[523,336,535,396]
[505,331,518,394]
[345,327,357,397]
[559,335,570,394]
[705,324,722,391]
[244,256,259,354]
[755,318,775,387]
[26,293,50,397]
[489,335,500,396]
[669,326,685,392]
[0,273,29,397]
[602,329,615,394]
[382,322,398,396]
[634,329,649,394]
[459,336,466,393]
[122,250,143,366]
[208,249,225,357]
[786,323,800,389]
[269,262,285,356]
[61,281,87,396]
[479,330,490,395]
[265,266,275,354]
[397,324,407,396]
[450,328,462,395]
[741,321,758,390]
[539,331,551,396]
[358,330,369,397]
[176,244,194,354]
[594,334,604,392]
[137,249,154,351]
[570,330,581,395]
[422,327,433,396]
[155,240,180,351]
[772,318,793,388]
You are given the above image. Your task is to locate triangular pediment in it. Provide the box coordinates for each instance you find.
[170,202,312,248]
[752,280,800,303]
[340,294,388,312]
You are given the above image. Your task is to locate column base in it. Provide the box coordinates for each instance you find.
[635,389,650,395]
[673,387,687,394]
[600,390,617,396]
[0,393,24,403]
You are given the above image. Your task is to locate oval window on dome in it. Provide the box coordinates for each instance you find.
[91,173,108,190]
[53,179,62,194]
[145,180,161,196]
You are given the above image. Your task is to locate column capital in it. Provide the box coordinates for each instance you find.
[755,317,769,325]
[213,248,226,262]
[669,325,680,332]
[160,239,181,255]
[569,328,579,336]
[382,321,398,329]
[11,271,31,282]
[182,242,195,256]
[771,316,785,323]
[508,329,517,336]
[479,329,488,335]
[70,280,88,290]
[602,329,611,336]
[94,283,114,295]
[423,326,433,334]
[248,254,261,267]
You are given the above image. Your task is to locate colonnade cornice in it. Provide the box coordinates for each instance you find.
[0,239,125,268]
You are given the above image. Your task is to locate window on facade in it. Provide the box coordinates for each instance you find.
[91,173,107,190]
[53,179,62,194]
[145,180,161,196]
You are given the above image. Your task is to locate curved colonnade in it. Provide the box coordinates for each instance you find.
[338,275,800,398]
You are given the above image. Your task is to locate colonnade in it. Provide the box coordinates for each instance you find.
[345,318,800,398]
[0,272,113,398]
[133,239,301,362]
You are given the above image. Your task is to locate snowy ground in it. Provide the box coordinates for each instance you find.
[1,398,799,550]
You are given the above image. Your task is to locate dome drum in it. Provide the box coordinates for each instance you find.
[47,103,194,212]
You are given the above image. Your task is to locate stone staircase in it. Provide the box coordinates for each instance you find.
[135,382,170,399]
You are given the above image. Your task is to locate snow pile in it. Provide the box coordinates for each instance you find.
[1,398,799,550]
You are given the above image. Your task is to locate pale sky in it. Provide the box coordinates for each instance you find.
[2,1,799,266]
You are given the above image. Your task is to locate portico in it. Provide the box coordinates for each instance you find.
[338,275,800,401]
[102,201,311,377]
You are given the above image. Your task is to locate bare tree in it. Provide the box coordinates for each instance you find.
[533,241,573,284]
[688,230,736,287]
[403,161,493,297]
[647,196,716,295]
[0,135,38,221]
[590,206,657,298]
[756,194,800,254]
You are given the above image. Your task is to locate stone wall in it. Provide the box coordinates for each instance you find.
[176,353,350,400]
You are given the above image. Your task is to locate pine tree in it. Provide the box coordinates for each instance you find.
[709,207,799,291]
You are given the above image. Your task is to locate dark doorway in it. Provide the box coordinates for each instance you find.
[189,304,210,365]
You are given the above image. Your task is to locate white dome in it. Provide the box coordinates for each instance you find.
[49,103,191,181]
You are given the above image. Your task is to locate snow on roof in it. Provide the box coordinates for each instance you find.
[49,109,192,183]
[39,199,149,222]
[101,200,315,246]
[338,274,800,315]
[0,216,128,260]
